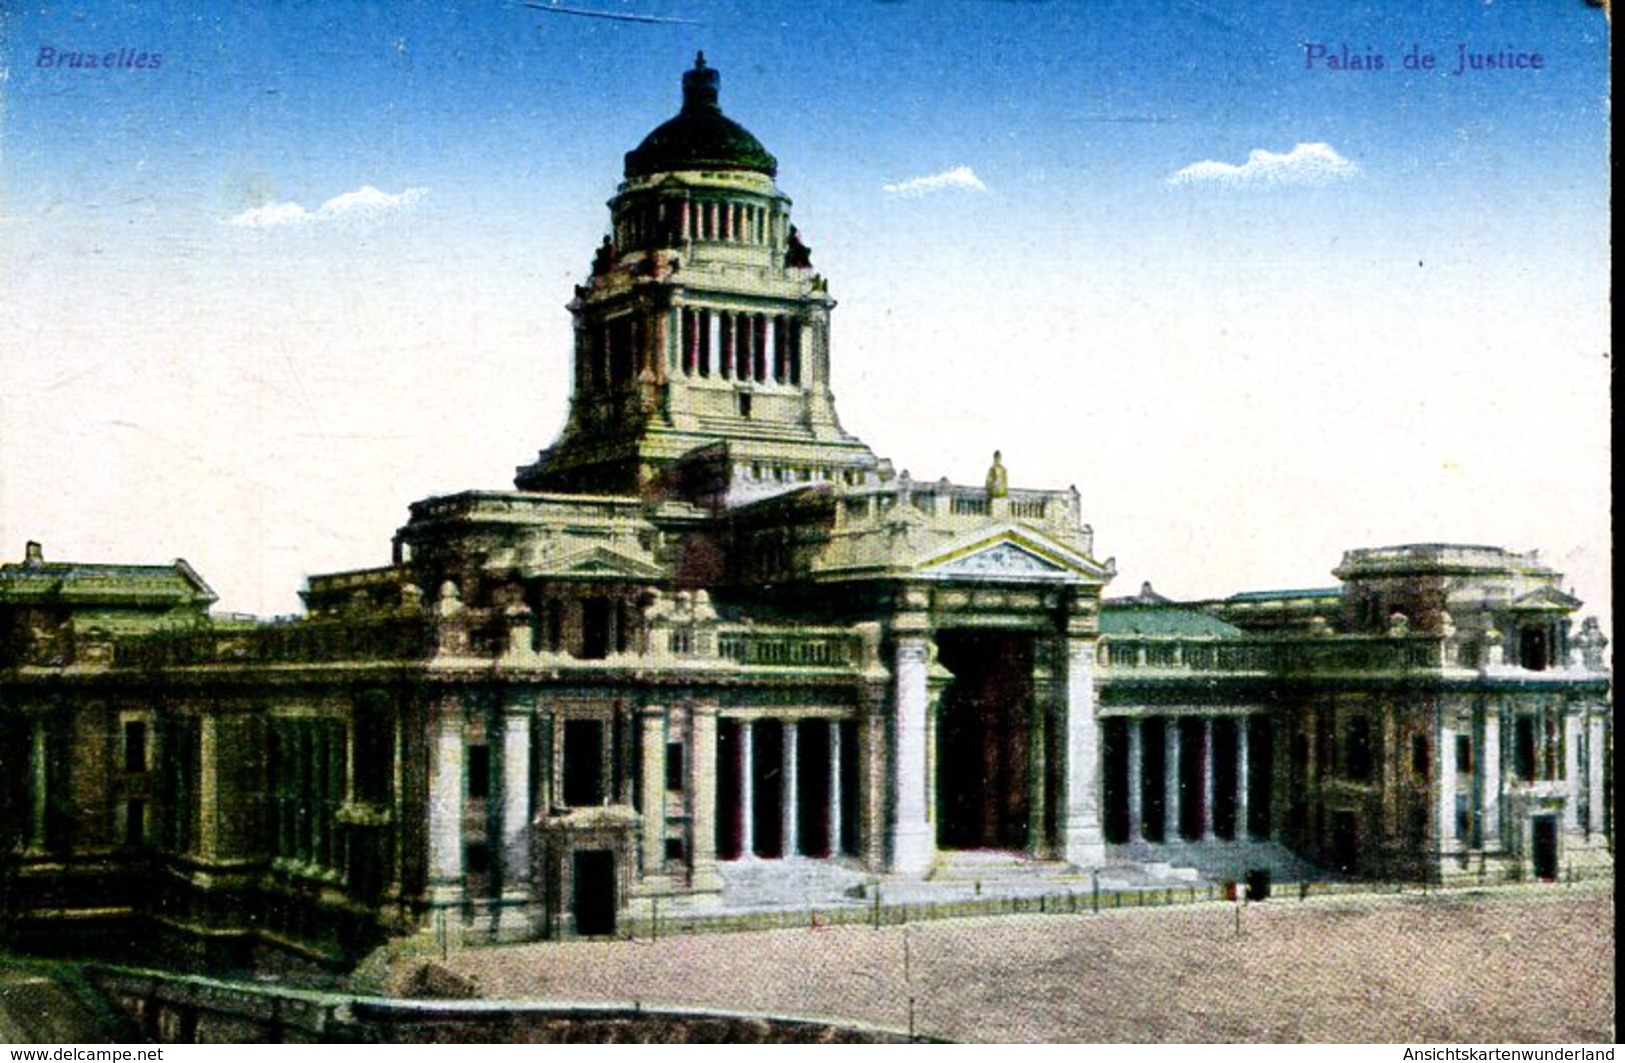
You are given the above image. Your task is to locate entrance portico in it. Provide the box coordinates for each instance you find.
[879,526,1115,874]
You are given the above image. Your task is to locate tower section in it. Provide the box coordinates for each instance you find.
[515,55,883,504]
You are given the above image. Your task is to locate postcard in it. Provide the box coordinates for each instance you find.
[0,1,1611,1046]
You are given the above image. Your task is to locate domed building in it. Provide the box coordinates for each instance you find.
[0,58,1611,966]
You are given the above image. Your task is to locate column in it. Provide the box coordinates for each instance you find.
[1164,717,1181,844]
[502,713,533,901]
[828,720,844,857]
[390,709,408,897]
[783,720,800,858]
[1126,717,1142,843]
[1202,717,1216,841]
[1482,708,1501,846]
[1562,710,1582,831]
[1027,677,1049,857]
[1060,637,1105,866]
[1237,717,1251,840]
[739,720,756,859]
[1587,714,1606,837]
[1438,717,1457,853]
[28,720,46,851]
[690,707,722,890]
[429,706,464,895]
[639,712,666,877]
[890,636,934,874]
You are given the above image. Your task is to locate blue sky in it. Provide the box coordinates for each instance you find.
[1,1,1611,626]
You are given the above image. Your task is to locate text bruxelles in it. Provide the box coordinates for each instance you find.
[36,46,164,69]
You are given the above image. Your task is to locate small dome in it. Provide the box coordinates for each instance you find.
[624,54,777,179]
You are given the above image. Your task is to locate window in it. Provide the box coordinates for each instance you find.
[665,742,685,791]
[1518,626,1549,671]
[1343,715,1373,782]
[1512,715,1537,780]
[1411,733,1429,777]
[354,698,393,804]
[737,392,752,418]
[123,719,147,773]
[1455,733,1472,775]
[581,599,611,660]
[563,719,606,807]
[467,743,491,800]
[681,309,698,375]
[664,837,686,863]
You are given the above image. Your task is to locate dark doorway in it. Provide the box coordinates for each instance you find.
[1331,810,1360,874]
[716,719,742,860]
[1212,718,1239,841]
[572,849,617,935]
[796,720,832,857]
[1531,815,1559,881]
[1102,718,1131,844]
[752,720,783,858]
[934,630,1035,851]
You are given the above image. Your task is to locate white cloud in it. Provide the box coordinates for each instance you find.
[227,201,314,228]
[1167,142,1359,188]
[883,165,988,197]
[319,185,428,217]
[226,185,429,227]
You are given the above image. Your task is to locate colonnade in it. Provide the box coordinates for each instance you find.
[1106,714,1269,846]
[718,716,848,861]
[675,307,802,385]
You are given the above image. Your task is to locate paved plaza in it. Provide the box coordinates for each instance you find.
[381,884,1614,1043]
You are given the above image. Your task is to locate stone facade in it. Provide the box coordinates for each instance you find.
[0,58,1610,967]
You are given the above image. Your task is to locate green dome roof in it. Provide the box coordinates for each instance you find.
[624,55,777,179]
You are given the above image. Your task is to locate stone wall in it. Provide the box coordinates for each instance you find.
[90,967,926,1043]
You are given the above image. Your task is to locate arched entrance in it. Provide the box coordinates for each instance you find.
[934,629,1036,851]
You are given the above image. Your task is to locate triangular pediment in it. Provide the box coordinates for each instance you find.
[1510,585,1582,612]
[531,544,665,581]
[915,527,1112,584]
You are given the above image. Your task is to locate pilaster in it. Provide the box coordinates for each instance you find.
[689,705,723,891]
[428,700,465,901]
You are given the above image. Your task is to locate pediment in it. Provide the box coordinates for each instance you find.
[1510,586,1582,612]
[532,543,665,581]
[916,528,1111,584]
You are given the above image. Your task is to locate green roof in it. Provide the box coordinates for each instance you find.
[1225,587,1342,604]
[0,559,216,608]
[1099,605,1243,638]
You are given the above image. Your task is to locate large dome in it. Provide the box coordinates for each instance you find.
[623,54,777,179]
